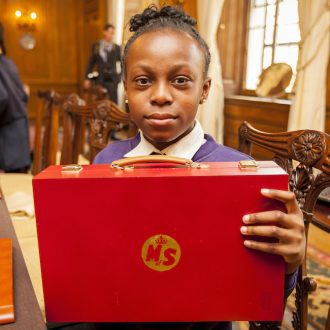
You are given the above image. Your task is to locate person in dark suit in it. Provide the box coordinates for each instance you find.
[83,24,121,104]
[0,22,31,173]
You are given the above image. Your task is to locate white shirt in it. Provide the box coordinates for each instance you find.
[100,40,113,62]
[124,120,206,160]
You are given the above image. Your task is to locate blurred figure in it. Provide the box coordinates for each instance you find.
[83,24,121,104]
[0,23,31,173]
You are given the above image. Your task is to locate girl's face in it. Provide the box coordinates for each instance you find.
[124,29,211,150]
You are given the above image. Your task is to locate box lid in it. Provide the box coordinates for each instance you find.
[34,161,287,180]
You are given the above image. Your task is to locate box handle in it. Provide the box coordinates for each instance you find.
[111,155,203,169]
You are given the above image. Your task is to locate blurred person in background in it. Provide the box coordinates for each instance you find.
[83,23,121,104]
[0,22,31,173]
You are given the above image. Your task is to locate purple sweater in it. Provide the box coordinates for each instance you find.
[94,133,252,164]
[93,133,298,330]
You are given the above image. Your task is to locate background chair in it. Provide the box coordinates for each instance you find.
[60,93,131,164]
[82,84,108,103]
[239,121,330,330]
[32,90,63,175]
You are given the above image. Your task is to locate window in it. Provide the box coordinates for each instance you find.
[245,0,301,92]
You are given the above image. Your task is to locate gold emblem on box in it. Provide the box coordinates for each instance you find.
[141,234,181,272]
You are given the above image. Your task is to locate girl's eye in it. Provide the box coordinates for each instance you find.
[172,77,190,86]
[135,78,151,86]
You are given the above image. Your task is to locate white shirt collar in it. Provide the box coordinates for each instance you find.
[124,120,206,160]
[100,40,113,62]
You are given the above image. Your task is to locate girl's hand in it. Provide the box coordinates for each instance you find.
[240,189,306,274]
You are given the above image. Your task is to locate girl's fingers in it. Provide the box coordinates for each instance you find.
[244,239,303,264]
[240,225,292,240]
[242,210,291,228]
[242,189,306,272]
[260,189,301,214]
[243,240,285,256]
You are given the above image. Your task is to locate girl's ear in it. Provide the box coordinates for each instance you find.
[199,78,212,104]
[123,80,128,104]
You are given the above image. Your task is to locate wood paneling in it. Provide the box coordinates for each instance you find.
[224,96,291,160]
[0,0,84,119]
[0,0,109,120]
[326,56,330,133]
[79,0,107,83]
[218,0,248,96]
[159,0,197,19]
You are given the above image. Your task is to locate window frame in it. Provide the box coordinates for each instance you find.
[241,0,300,99]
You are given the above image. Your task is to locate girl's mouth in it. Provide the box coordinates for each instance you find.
[145,113,178,126]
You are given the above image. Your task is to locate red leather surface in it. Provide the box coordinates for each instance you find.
[33,161,288,322]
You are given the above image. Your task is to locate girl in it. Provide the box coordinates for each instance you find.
[94,6,305,330]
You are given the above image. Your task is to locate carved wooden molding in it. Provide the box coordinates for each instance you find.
[37,89,64,107]
[60,94,131,163]
[239,122,330,175]
[62,93,86,110]
[87,85,107,100]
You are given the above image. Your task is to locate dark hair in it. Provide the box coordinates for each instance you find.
[122,5,210,78]
[104,23,115,31]
[0,22,6,55]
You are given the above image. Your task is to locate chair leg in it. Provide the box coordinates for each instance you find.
[32,101,44,175]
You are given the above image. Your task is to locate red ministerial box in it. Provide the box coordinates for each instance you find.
[33,161,288,323]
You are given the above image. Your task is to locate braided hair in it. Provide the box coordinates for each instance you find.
[122,5,210,78]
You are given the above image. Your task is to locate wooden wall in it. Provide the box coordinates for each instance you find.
[159,0,197,19]
[79,0,108,84]
[224,96,290,160]
[0,0,109,120]
[326,58,330,131]
[0,0,84,119]
[218,0,247,96]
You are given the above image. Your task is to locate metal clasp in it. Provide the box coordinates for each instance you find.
[111,164,134,170]
[238,160,259,170]
[61,165,83,173]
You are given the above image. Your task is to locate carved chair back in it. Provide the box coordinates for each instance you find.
[60,94,131,164]
[239,121,330,330]
[33,90,63,175]
[82,85,108,103]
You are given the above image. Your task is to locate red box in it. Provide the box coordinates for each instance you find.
[33,161,288,322]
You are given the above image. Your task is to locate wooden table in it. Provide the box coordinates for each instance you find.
[0,192,46,330]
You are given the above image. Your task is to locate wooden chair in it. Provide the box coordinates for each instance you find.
[82,84,138,139]
[82,84,108,103]
[239,121,330,330]
[32,90,63,175]
[60,93,131,164]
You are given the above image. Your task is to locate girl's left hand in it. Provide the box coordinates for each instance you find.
[240,189,306,274]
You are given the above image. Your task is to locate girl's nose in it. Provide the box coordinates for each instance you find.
[150,82,173,106]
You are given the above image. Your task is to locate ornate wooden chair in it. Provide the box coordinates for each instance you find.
[32,90,63,175]
[82,84,138,139]
[239,121,330,330]
[82,84,108,103]
[60,93,131,164]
